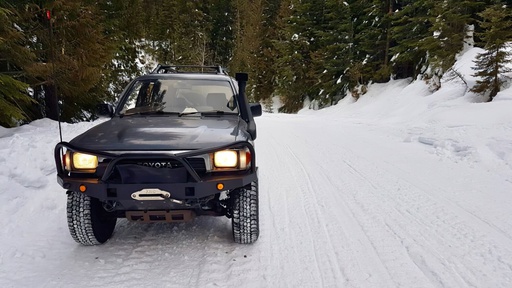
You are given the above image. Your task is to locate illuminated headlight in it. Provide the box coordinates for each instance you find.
[211,148,251,170]
[65,152,98,170]
[214,150,238,168]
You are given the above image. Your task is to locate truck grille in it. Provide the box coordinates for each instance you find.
[129,157,207,174]
[99,156,208,183]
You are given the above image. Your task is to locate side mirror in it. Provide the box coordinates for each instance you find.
[97,103,114,118]
[250,103,262,117]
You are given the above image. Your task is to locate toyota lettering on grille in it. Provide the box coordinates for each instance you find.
[137,161,174,168]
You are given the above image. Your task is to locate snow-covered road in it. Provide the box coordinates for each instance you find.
[257,114,512,288]
[1,110,512,287]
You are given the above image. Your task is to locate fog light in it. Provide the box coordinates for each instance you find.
[79,185,87,192]
[217,183,224,190]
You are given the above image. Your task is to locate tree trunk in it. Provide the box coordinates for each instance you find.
[44,84,59,121]
[489,47,501,102]
[383,0,393,70]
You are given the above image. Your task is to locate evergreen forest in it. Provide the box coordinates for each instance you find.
[0,0,511,127]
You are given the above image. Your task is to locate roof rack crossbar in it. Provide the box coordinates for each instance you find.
[151,64,227,75]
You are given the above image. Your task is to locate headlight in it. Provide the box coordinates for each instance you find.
[72,152,98,170]
[213,150,238,168]
[211,148,251,170]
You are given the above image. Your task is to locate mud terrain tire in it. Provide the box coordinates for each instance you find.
[231,181,259,244]
[67,191,117,245]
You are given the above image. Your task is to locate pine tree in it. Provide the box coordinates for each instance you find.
[99,0,147,100]
[275,0,339,112]
[253,0,281,108]
[230,0,263,80]
[470,2,512,101]
[353,0,396,83]
[0,6,36,127]
[144,0,207,65]
[419,0,486,90]
[201,0,235,67]
[390,0,432,79]
[345,0,373,90]
[0,75,33,127]
[7,0,116,122]
[312,0,353,103]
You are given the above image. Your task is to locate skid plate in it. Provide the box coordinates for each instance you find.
[125,210,195,222]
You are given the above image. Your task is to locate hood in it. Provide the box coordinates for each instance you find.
[70,116,244,151]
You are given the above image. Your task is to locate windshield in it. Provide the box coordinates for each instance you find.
[119,78,238,115]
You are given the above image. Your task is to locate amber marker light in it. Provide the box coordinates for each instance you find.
[217,183,224,190]
[79,185,87,193]
[64,151,72,171]
[239,149,251,170]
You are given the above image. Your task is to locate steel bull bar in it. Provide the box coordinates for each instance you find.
[54,141,257,201]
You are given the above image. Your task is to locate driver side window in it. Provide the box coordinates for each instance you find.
[121,82,143,113]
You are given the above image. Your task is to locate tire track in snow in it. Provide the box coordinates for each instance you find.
[282,129,430,287]
[266,123,397,287]
[328,132,512,288]
[257,131,327,287]
[267,117,512,287]
[257,135,290,286]
[281,139,347,287]
[335,156,458,287]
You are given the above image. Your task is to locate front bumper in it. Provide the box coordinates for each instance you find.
[55,141,257,209]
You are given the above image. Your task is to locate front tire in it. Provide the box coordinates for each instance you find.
[231,181,259,244]
[67,191,117,245]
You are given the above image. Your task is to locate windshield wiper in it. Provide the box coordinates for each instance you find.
[178,111,202,117]
[140,111,179,115]
[201,110,238,116]
[121,111,180,117]
[177,111,238,117]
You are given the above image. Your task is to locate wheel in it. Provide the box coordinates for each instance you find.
[231,181,259,244]
[67,191,117,245]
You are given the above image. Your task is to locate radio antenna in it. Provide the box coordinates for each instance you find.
[47,9,62,142]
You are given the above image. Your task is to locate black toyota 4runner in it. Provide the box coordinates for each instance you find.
[54,65,261,245]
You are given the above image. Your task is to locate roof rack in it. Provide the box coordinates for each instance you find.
[151,64,228,75]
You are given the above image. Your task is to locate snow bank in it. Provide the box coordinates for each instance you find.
[297,46,512,180]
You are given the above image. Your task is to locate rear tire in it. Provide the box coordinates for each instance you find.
[67,191,117,245]
[231,181,259,244]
